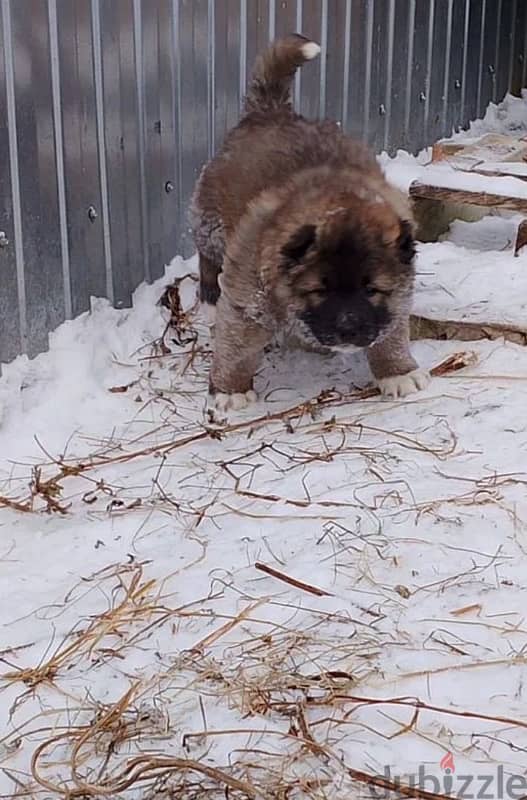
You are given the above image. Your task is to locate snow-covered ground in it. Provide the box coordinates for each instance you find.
[2,96,527,799]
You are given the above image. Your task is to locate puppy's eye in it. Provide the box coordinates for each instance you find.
[307,280,328,295]
[365,285,391,298]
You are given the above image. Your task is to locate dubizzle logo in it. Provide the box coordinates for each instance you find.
[440,752,455,774]
[376,754,527,799]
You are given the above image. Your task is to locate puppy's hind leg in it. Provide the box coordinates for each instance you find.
[198,253,221,330]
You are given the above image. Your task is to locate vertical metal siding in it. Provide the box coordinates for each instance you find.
[299,0,324,120]
[57,0,106,319]
[406,1,431,155]
[213,0,242,147]
[138,0,178,281]
[426,0,452,145]
[177,0,209,257]
[387,0,412,153]
[11,0,65,358]
[99,1,144,306]
[511,0,527,96]
[0,0,526,364]
[479,0,499,109]
[367,0,390,153]
[346,1,370,141]
[464,0,485,127]
[324,0,348,127]
[445,0,466,138]
[0,0,22,362]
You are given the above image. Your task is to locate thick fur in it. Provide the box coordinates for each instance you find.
[189,34,429,404]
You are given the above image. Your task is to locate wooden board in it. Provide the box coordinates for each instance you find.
[410,314,527,346]
[410,181,527,213]
[432,133,527,164]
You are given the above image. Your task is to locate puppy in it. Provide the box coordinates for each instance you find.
[190,34,430,410]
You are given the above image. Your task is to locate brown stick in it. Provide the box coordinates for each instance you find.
[335,693,527,731]
[190,599,266,652]
[2,352,475,514]
[255,562,333,597]
[0,495,32,513]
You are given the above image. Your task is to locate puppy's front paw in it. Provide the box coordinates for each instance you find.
[208,389,258,413]
[376,367,431,399]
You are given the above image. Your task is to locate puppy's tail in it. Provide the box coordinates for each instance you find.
[244,34,320,114]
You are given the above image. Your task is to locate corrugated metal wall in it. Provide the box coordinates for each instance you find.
[0,0,525,363]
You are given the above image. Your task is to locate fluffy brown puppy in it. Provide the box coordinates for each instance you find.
[190,34,430,410]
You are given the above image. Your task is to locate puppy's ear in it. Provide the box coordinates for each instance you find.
[397,219,416,264]
[281,224,317,265]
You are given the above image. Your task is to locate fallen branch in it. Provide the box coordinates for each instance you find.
[1,351,476,514]
[190,599,267,652]
[0,495,32,513]
[255,562,333,597]
[335,693,527,731]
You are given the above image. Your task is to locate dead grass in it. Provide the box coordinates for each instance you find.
[2,564,165,691]
[2,288,525,798]
[2,538,525,798]
[0,349,475,517]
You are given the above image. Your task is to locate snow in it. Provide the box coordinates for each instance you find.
[414,227,527,327]
[2,95,527,798]
[411,163,527,199]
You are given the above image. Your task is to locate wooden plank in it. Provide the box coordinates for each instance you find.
[431,133,527,165]
[469,162,527,181]
[514,219,527,256]
[410,314,527,346]
[409,181,527,213]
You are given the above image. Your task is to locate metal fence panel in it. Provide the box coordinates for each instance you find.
[99,0,145,306]
[406,1,431,155]
[427,0,448,147]
[461,0,484,127]
[345,1,369,141]
[324,0,348,126]
[138,0,178,279]
[1,0,526,364]
[370,1,391,152]
[387,0,412,152]
[445,0,467,138]
[479,0,500,110]
[299,0,325,120]
[10,0,65,358]
[56,0,106,318]
[0,1,21,363]
[213,0,242,148]
[177,0,210,257]
[511,0,527,96]
[496,0,515,103]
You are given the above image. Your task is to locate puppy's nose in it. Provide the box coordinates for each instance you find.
[336,311,355,334]
[337,311,375,346]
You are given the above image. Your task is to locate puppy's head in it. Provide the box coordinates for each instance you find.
[277,204,416,349]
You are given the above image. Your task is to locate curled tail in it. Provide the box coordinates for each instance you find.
[244,33,320,114]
